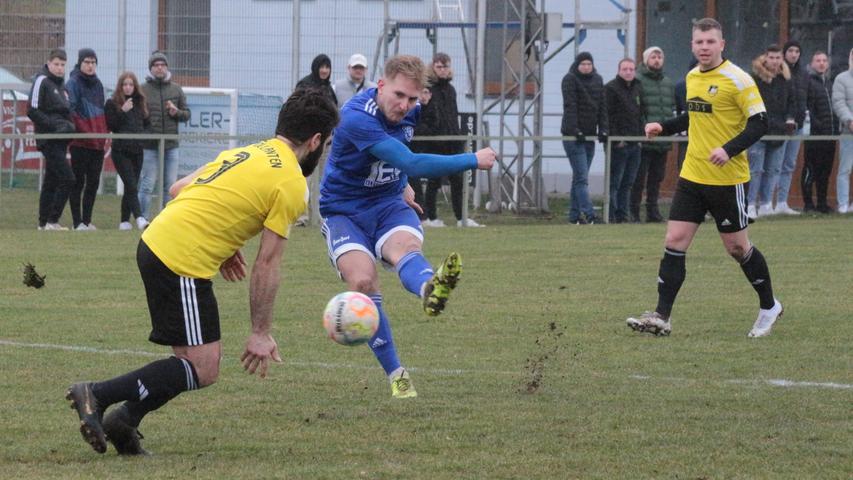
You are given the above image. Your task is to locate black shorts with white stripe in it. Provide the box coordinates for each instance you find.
[668,177,753,233]
[137,240,221,346]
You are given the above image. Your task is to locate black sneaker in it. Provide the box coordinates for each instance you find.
[103,405,151,456]
[65,383,107,453]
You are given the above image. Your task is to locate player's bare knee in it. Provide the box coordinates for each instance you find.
[726,243,747,261]
[195,359,220,387]
[348,276,377,294]
[664,231,688,248]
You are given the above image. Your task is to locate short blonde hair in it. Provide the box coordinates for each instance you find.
[383,55,427,88]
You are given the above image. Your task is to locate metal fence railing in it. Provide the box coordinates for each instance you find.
[2,132,852,225]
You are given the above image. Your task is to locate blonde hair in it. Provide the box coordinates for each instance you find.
[383,55,427,88]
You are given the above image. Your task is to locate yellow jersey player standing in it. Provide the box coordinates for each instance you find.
[65,89,339,456]
[626,18,783,338]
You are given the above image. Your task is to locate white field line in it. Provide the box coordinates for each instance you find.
[2,339,852,390]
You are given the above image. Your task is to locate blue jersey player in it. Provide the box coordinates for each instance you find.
[319,55,496,398]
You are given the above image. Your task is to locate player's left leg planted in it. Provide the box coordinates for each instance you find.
[67,356,199,454]
[368,293,417,399]
[627,247,683,336]
[739,245,783,337]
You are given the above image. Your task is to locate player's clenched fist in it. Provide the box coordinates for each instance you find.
[645,122,663,139]
[475,147,497,170]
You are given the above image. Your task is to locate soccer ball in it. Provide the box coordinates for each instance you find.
[322,291,379,346]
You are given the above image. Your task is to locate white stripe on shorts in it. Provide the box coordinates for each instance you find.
[736,183,747,228]
[180,277,202,346]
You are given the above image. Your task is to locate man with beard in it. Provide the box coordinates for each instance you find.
[319,55,496,398]
[632,46,675,223]
[138,51,190,221]
[65,89,339,456]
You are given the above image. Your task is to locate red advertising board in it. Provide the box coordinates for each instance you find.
[2,98,115,173]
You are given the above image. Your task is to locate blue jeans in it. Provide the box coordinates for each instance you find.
[776,128,802,204]
[563,140,596,221]
[609,142,641,221]
[837,137,853,209]
[139,147,179,219]
[747,141,785,206]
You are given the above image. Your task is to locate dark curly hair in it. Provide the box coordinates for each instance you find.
[276,87,339,144]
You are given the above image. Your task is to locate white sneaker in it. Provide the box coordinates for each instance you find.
[758,203,774,217]
[457,218,485,227]
[839,204,849,214]
[86,223,97,231]
[746,205,757,220]
[44,223,68,231]
[75,224,90,231]
[119,222,133,231]
[774,202,801,215]
[136,217,149,230]
[748,299,783,338]
[423,219,445,227]
[626,311,672,336]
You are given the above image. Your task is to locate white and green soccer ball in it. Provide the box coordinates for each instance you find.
[322,291,379,346]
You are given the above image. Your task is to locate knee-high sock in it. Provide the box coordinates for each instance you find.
[739,246,775,309]
[396,251,434,297]
[655,247,686,319]
[367,294,401,375]
[92,356,199,426]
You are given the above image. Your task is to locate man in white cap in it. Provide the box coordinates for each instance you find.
[333,53,376,108]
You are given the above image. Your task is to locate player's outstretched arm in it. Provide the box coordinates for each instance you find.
[242,228,286,379]
[369,138,486,178]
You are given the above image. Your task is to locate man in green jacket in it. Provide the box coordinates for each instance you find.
[631,46,675,222]
[138,51,191,221]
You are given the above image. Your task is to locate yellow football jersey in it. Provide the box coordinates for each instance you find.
[681,60,766,186]
[142,138,308,279]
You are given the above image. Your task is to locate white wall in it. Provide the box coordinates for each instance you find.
[65,0,155,91]
[65,0,639,193]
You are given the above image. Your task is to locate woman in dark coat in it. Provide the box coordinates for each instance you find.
[105,71,151,230]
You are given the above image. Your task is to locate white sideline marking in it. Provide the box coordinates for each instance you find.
[629,374,853,391]
[3,339,851,390]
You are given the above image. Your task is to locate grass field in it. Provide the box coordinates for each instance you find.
[1,189,851,479]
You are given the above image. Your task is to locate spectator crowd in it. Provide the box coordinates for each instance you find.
[561,43,853,223]
[23,41,853,230]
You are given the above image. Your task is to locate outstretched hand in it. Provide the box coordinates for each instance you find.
[220,249,247,282]
[475,147,497,170]
[240,332,282,379]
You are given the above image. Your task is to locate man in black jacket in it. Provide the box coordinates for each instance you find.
[418,53,482,227]
[802,51,838,213]
[605,58,644,223]
[28,48,75,231]
[561,52,608,224]
[746,44,796,219]
[775,40,809,214]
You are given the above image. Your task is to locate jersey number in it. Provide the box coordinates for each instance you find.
[195,151,250,184]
